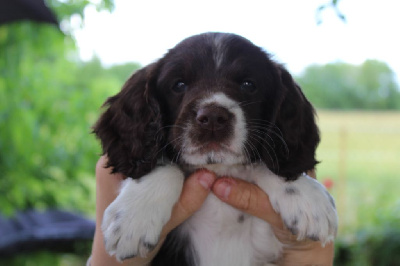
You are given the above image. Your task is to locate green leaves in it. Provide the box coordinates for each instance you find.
[296,60,400,110]
[0,0,138,217]
[46,0,115,24]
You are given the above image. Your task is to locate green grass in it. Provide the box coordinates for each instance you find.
[315,111,400,235]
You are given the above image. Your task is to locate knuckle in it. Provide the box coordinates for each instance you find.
[236,185,257,211]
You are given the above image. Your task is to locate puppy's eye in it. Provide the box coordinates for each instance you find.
[240,80,257,93]
[172,81,188,93]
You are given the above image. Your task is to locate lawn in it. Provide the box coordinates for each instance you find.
[315,111,400,235]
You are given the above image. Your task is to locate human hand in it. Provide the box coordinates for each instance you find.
[211,170,334,266]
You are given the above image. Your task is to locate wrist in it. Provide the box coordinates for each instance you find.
[278,241,334,266]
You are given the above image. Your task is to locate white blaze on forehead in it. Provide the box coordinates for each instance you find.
[212,34,226,70]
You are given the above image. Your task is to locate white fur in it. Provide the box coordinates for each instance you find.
[102,165,184,261]
[256,168,338,245]
[212,33,227,69]
[102,163,337,265]
[182,164,284,266]
[181,164,337,266]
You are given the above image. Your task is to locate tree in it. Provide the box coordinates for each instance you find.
[0,0,120,215]
[356,60,399,109]
[296,60,400,110]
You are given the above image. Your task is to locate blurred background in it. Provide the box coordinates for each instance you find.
[0,0,399,265]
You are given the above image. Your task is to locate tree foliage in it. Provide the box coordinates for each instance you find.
[0,0,142,216]
[296,60,400,110]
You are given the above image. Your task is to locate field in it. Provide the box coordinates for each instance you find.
[315,111,400,235]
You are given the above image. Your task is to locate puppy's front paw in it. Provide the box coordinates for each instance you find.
[102,193,167,261]
[101,166,184,261]
[272,174,338,245]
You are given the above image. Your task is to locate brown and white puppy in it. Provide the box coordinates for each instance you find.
[93,32,337,266]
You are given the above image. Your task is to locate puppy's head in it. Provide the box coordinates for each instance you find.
[93,33,319,180]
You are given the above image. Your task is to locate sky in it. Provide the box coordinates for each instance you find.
[75,0,400,81]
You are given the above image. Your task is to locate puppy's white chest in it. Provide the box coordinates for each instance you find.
[183,194,282,266]
[181,165,283,266]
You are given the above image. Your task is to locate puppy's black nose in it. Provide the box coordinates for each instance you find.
[196,106,232,131]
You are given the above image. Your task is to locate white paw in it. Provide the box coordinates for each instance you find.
[269,174,337,245]
[101,166,184,261]
[102,194,166,260]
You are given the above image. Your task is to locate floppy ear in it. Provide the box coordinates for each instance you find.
[93,64,163,178]
[264,65,320,180]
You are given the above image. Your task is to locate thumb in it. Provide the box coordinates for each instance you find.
[212,177,283,228]
[162,169,217,235]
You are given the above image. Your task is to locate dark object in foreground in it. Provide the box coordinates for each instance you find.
[0,209,95,256]
[0,0,58,26]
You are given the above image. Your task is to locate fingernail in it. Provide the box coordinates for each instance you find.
[197,171,215,190]
[214,181,232,200]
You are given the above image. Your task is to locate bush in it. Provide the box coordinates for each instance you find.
[335,219,400,265]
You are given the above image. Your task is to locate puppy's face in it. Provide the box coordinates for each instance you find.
[94,32,319,179]
[154,34,282,165]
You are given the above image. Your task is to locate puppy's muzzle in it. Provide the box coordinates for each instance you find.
[196,106,232,131]
[195,105,233,142]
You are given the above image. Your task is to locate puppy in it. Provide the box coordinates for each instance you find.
[93,32,337,266]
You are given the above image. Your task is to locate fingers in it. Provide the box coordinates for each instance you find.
[211,170,317,226]
[162,169,217,235]
[211,175,331,249]
[212,177,284,229]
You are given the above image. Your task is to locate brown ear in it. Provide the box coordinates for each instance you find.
[264,65,320,180]
[93,64,163,178]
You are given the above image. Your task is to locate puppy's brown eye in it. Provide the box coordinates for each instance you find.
[172,81,188,93]
[240,80,257,93]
